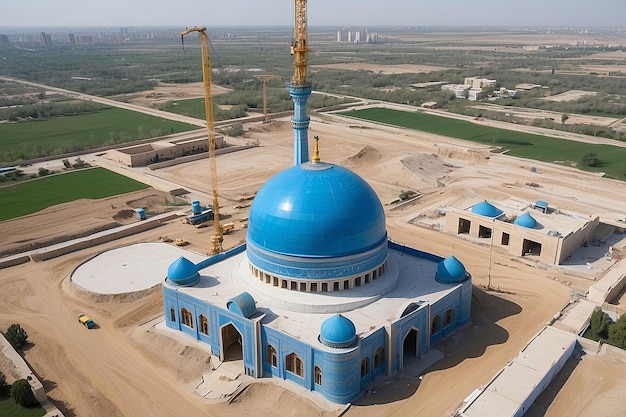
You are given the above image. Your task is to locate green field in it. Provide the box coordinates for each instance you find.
[0,167,149,221]
[0,394,45,417]
[342,108,626,180]
[0,107,198,163]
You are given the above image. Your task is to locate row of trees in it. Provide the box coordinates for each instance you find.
[0,324,38,407]
[0,100,108,122]
[585,308,626,349]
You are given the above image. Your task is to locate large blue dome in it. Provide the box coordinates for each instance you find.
[319,314,357,348]
[247,162,387,258]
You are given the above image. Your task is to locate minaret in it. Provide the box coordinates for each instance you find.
[287,0,311,165]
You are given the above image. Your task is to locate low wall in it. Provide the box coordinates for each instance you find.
[0,333,65,415]
[0,255,30,270]
[29,217,173,262]
[148,144,258,170]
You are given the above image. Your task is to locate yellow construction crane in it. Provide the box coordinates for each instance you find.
[291,0,309,86]
[254,74,283,122]
[180,26,223,255]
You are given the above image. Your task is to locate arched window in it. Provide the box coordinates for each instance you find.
[267,345,277,368]
[170,308,176,322]
[431,315,440,334]
[286,353,303,377]
[181,307,193,329]
[374,347,384,369]
[360,357,369,378]
[314,366,322,386]
[199,314,208,335]
[445,309,454,327]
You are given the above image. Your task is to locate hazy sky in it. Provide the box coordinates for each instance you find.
[1,0,625,28]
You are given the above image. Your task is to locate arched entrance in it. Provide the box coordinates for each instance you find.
[220,323,243,361]
[402,328,419,368]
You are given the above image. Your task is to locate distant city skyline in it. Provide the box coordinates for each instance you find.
[1,0,625,29]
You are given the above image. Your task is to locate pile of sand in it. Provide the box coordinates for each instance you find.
[247,120,291,133]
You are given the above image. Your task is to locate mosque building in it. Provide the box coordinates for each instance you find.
[162,140,472,403]
[162,6,471,402]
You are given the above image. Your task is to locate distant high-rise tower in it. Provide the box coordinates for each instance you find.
[68,33,76,44]
[0,34,10,47]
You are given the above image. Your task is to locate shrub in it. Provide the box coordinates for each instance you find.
[62,159,71,168]
[607,314,626,349]
[38,167,50,177]
[4,323,28,349]
[0,371,9,395]
[582,152,600,167]
[10,379,37,406]
[586,307,612,341]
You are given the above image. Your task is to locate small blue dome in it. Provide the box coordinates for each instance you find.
[514,212,537,229]
[167,256,200,286]
[471,201,503,218]
[226,292,256,318]
[435,256,467,284]
[247,161,386,258]
[320,314,357,348]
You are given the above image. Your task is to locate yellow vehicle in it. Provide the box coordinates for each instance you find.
[160,236,172,242]
[175,238,189,246]
[78,313,95,329]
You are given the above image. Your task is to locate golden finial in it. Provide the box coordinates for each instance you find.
[312,135,320,163]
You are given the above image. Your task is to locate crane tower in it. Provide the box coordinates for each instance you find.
[254,74,283,122]
[287,0,312,165]
[180,27,223,255]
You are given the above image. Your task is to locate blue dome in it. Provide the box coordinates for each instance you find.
[247,162,386,258]
[227,292,256,318]
[167,256,200,286]
[471,201,503,218]
[514,212,537,229]
[435,256,467,284]
[320,314,357,348]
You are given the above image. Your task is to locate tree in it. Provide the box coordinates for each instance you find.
[10,379,37,406]
[586,307,612,341]
[607,314,626,349]
[561,113,569,124]
[38,167,50,177]
[4,323,28,349]
[62,159,71,169]
[0,371,9,394]
[582,153,600,167]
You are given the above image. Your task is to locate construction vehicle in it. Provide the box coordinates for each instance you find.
[254,74,283,122]
[181,27,223,255]
[78,313,95,329]
[175,238,189,247]
[160,236,172,243]
[221,222,235,234]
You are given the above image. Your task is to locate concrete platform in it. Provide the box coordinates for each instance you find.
[71,242,206,294]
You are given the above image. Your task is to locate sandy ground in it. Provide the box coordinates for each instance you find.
[112,81,231,107]
[3,90,626,417]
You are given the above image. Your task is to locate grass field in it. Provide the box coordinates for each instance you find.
[342,108,626,180]
[0,167,149,221]
[0,107,198,164]
[0,394,45,417]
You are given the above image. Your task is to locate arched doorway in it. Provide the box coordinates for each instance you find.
[402,328,419,368]
[220,323,243,361]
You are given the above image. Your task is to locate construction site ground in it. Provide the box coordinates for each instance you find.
[2,103,626,416]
